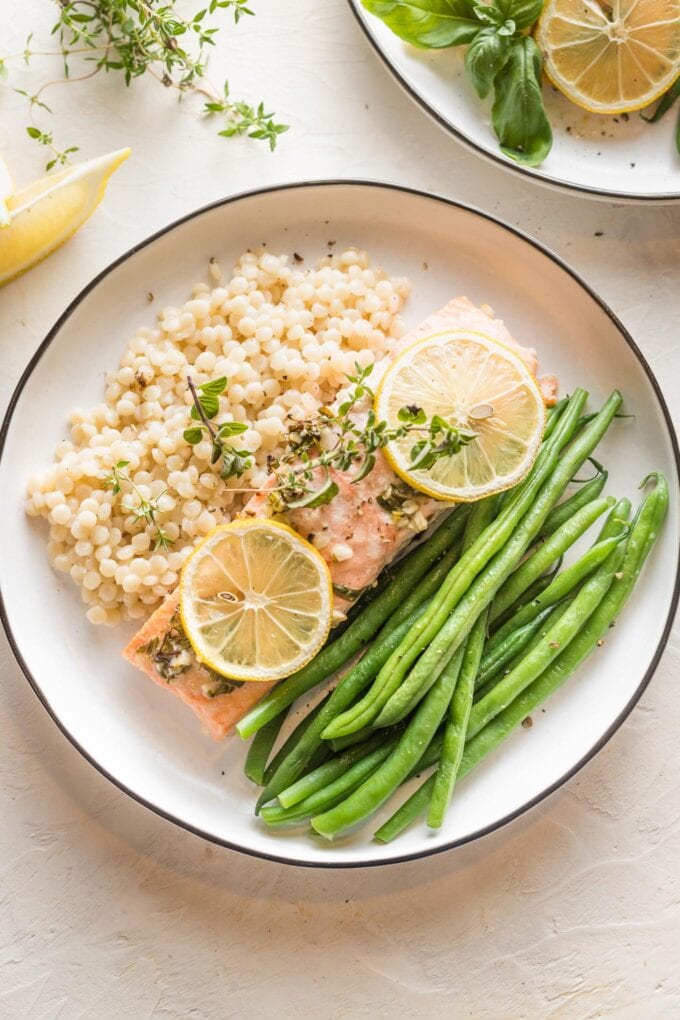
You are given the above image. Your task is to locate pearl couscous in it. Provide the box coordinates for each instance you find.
[26,248,410,625]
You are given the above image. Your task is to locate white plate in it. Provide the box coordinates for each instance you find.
[1,182,678,868]
[348,1,680,203]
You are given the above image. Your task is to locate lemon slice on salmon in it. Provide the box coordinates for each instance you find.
[0,155,13,229]
[376,330,545,502]
[0,147,130,287]
[180,519,333,682]
[535,0,680,115]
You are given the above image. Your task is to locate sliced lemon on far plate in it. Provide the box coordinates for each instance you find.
[376,330,546,502]
[180,519,333,682]
[0,147,130,287]
[536,0,680,115]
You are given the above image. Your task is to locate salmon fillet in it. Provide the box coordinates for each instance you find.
[123,297,558,740]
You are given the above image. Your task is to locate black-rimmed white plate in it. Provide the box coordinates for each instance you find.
[348,1,680,203]
[1,181,678,867]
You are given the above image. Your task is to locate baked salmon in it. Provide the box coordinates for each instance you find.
[123,297,558,740]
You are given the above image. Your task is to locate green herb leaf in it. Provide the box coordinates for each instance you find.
[492,36,552,167]
[397,404,427,424]
[217,421,249,438]
[183,427,204,445]
[491,0,543,29]
[361,0,481,48]
[198,376,228,397]
[465,27,511,99]
[287,478,340,510]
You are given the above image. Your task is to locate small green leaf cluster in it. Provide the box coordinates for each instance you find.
[267,363,474,512]
[103,460,173,550]
[362,0,551,166]
[184,377,254,480]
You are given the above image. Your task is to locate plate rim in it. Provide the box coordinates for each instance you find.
[346,0,680,205]
[1,178,679,869]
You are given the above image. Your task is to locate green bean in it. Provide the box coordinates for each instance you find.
[255,605,427,806]
[427,614,484,828]
[374,773,437,843]
[476,605,557,690]
[459,477,667,784]
[277,730,395,809]
[257,695,331,806]
[375,478,667,844]
[244,707,289,786]
[262,736,402,825]
[311,648,465,839]
[490,495,614,623]
[467,545,628,740]
[323,391,590,740]
[596,496,632,541]
[236,507,468,739]
[375,392,622,729]
[491,557,563,630]
[542,397,568,440]
[540,464,608,536]
[487,530,628,655]
[327,726,377,752]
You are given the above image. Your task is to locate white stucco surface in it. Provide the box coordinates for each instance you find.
[0,2,678,1017]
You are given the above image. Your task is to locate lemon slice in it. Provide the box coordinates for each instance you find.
[0,147,130,287]
[0,155,13,229]
[536,0,680,115]
[179,519,333,682]
[376,330,546,502]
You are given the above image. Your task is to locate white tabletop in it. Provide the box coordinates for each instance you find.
[1,2,679,1016]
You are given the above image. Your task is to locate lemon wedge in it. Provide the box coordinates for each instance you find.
[0,155,13,229]
[179,519,333,682]
[376,330,546,502]
[0,147,130,287]
[536,0,680,115]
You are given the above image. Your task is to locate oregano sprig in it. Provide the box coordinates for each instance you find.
[184,377,254,480]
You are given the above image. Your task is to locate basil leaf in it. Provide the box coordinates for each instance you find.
[494,0,543,28]
[361,0,481,48]
[474,0,541,28]
[465,27,511,99]
[492,36,552,167]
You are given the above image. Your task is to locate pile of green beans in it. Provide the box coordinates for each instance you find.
[237,389,668,845]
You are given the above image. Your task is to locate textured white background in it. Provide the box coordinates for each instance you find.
[1,2,679,1018]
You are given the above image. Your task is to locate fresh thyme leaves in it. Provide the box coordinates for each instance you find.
[184,365,475,513]
[3,1,287,170]
[184,377,254,480]
[268,364,476,511]
[103,459,174,550]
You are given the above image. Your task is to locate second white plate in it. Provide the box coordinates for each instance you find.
[348,1,680,203]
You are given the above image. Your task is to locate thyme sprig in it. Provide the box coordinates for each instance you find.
[269,364,476,511]
[3,1,287,170]
[184,365,476,513]
[104,459,174,550]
